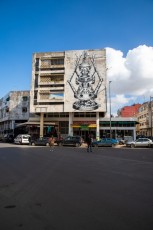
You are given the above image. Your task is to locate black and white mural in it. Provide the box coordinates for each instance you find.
[64,49,106,112]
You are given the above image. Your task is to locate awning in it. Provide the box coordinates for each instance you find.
[71,125,80,128]
[16,121,56,127]
[88,124,97,128]
[71,124,96,128]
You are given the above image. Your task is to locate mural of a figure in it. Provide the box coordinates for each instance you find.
[67,51,103,110]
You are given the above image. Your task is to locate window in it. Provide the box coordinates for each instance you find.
[34,91,37,99]
[136,139,142,142]
[99,112,105,117]
[59,121,68,134]
[22,107,27,113]
[22,96,28,101]
[59,113,69,117]
[49,92,64,100]
[35,58,39,71]
[51,58,64,65]
[143,138,148,142]
[48,113,69,117]
[74,112,96,117]
[35,75,38,88]
[41,59,51,65]
[6,107,9,112]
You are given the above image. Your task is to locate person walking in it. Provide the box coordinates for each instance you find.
[49,135,55,151]
[86,134,93,152]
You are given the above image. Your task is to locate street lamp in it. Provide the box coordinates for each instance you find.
[109,81,112,138]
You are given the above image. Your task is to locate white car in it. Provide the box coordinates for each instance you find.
[126,138,153,148]
[14,134,30,145]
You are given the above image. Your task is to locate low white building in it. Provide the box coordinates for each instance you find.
[0,91,30,138]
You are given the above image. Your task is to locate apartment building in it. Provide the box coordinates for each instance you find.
[137,101,153,137]
[0,91,30,139]
[30,49,107,140]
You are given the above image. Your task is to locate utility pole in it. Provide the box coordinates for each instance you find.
[109,81,112,138]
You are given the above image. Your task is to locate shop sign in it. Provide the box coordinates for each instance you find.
[73,121,96,125]
[80,126,89,130]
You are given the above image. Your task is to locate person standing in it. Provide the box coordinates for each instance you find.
[49,136,55,151]
[28,135,31,145]
[86,134,92,152]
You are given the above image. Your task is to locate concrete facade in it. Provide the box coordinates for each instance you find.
[30,49,107,139]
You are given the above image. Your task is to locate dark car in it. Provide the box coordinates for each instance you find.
[2,134,14,143]
[56,136,83,147]
[92,138,119,147]
[31,137,50,146]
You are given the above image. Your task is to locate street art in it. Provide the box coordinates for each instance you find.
[67,51,103,111]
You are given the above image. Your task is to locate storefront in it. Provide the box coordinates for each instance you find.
[72,121,97,141]
[14,116,138,142]
[15,121,58,139]
[99,118,138,140]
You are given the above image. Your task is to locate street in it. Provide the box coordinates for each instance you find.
[0,143,153,230]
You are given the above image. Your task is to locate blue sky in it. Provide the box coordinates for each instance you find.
[0,0,153,114]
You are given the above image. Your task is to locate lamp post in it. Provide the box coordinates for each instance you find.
[150,96,153,137]
[109,81,112,138]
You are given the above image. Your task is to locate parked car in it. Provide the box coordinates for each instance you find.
[126,138,153,148]
[136,135,146,139]
[31,137,50,146]
[116,137,125,145]
[92,138,119,147]
[14,134,31,145]
[124,136,133,143]
[56,136,83,147]
[146,136,153,141]
[2,134,14,143]
[54,136,63,144]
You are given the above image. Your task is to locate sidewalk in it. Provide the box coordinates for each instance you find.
[115,144,126,148]
[81,143,125,148]
[81,143,87,148]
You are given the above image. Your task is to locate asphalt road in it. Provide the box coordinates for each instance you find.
[0,143,153,230]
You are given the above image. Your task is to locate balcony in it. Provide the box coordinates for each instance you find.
[39,75,64,85]
[38,90,64,103]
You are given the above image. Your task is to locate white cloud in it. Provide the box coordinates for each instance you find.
[105,45,153,115]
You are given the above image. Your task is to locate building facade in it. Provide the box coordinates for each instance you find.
[137,101,153,137]
[30,49,107,140]
[117,104,141,117]
[0,91,30,139]
[99,117,138,140]
[0,49,140,141]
